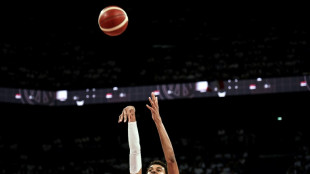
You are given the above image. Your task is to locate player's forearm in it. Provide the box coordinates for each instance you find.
[128,122,140,152]
[128,122,142,173]
[155,121,177,163]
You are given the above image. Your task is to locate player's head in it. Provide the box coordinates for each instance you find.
[146,160,167,174]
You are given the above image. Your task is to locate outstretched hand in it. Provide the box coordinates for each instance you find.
[146,92,162,123]
[118,105,136,123]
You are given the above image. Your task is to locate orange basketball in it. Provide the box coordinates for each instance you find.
[98,6,128,36]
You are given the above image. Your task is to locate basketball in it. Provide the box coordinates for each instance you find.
[98,6,128,36]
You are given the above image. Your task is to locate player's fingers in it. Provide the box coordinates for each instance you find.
[148,97,154,107]
[124,109,128,122]
[151,92,156,102]
[146,104,155,113]
[129,107,135,114]
[118,112,123,123]
[128,109,132,122]
[122,109,127,122]
[155,96,158,106]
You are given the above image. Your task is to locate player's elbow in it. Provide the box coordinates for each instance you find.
[166,156,177,164]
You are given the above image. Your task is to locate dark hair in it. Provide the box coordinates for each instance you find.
[146,160,167,173]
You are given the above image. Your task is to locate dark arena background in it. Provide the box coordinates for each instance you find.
[1,1,310,174]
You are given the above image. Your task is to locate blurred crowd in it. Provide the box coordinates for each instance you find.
[1,5,309,90]
[1,125,309,174]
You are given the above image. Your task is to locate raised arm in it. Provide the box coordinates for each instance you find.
[118,106,142,174]
[146,93,180,174]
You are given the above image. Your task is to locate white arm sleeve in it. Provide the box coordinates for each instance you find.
[128,122,142,174]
